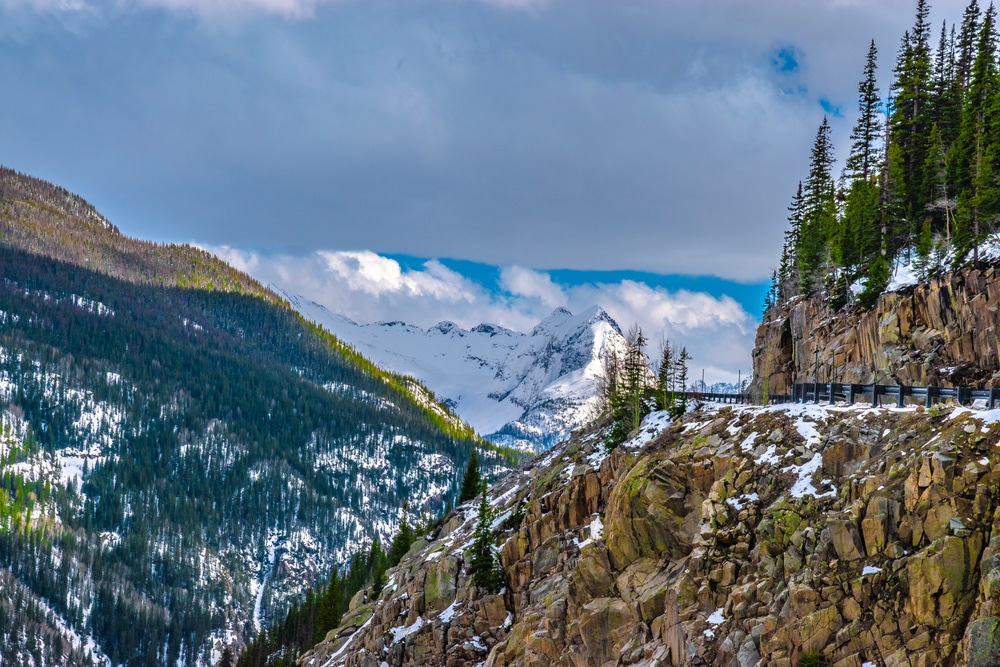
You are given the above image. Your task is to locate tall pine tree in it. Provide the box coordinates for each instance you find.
[778,182,805,299]
[468,483,503,594]
[929,21,960,149]
[846,40,884,182]
[890,0,934,241]
[956,0,982,96]
[952,1,999,263]
[797,117,837,293]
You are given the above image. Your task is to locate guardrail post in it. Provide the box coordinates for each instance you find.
[829,382,836,405]
[813,382,819,405]
[897,385,905,409]
[926,386,935,409]
[991,387,997,410]
[847,384,855,405]
[872,384,880,408]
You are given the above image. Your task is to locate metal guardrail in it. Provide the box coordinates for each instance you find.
[673,382,998,409]
[672,391,792,406]
[790,382,1000,409]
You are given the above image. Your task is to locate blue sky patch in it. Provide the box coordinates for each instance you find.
[387,255,770,318]
[771,46,800,74]
[819,98,844,118]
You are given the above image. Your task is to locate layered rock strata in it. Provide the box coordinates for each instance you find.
[752,266,1000,398]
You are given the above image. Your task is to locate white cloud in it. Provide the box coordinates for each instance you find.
[499,266,564,309]
[210,247,757,384]
[317,250,478,302]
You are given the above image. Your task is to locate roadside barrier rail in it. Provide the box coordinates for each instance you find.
[790,382,1000,409]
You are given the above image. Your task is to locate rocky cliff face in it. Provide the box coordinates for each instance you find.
[301,402,1000,667]
[752,265,1000,398]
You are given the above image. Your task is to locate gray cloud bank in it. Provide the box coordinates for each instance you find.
[0,0,969,281]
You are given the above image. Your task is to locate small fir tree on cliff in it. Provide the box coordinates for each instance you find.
[468,483,504,594]
[388,502,415,565]
[458,449,481,504]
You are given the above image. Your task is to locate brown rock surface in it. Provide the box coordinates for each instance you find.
[751,267,1000,397]
[299,403,1000,667]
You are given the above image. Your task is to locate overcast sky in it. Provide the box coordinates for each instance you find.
[0,0,970,382]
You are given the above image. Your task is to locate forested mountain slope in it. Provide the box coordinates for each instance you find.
[0,166,510,666]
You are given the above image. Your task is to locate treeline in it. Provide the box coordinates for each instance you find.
[602,326,690,449]
[771,0,1000,311]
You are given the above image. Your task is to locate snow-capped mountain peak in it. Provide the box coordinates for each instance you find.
[277,290,633,451]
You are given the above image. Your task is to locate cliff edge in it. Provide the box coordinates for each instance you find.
[752,265,1000,398]
[300,402,1000,666]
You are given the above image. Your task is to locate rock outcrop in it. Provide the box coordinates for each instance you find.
[299,402,1000,666]
[752,265,1000,398]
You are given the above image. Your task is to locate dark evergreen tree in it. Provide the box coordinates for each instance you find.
[388,503,415,565]
[764,270,780,312]
[923,121,954,244]
[623,325,649,432]
[312,568,344,645]
[368,538,388,599]
[846,40,884,182]
[467,484,503,595]
[656,341,674,411]
[952,2,999,263]
[778,182,805,298]
[956,0,982,95]
[458,450,481,504]
[605,325,652,449]
[218,647,234,667]
[929,22,960,148]
[797,117,837,293]
[889,0,934,239]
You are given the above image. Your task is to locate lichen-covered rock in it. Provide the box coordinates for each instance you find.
[966,616,1000,667]
[300,403,1000,667]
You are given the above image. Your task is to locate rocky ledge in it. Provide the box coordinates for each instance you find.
[301,402,1000,666]
[752,265,1000,397]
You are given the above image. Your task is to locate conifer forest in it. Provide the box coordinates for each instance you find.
[0,167,517,666]
[771,0,1000,312]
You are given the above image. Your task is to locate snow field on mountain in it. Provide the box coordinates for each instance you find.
[280,289,635,452]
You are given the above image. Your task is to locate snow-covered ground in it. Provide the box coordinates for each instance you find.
[859,235,1000,295]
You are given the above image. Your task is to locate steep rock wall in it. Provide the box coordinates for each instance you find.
[752,265,1000,398]
[299,404,1000,666]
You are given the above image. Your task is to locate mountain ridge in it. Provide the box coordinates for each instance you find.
[273,288,630,452]
[0,166,512,665]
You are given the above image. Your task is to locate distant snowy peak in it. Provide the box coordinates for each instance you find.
[274,288,630,452]
[530,305,617,337]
